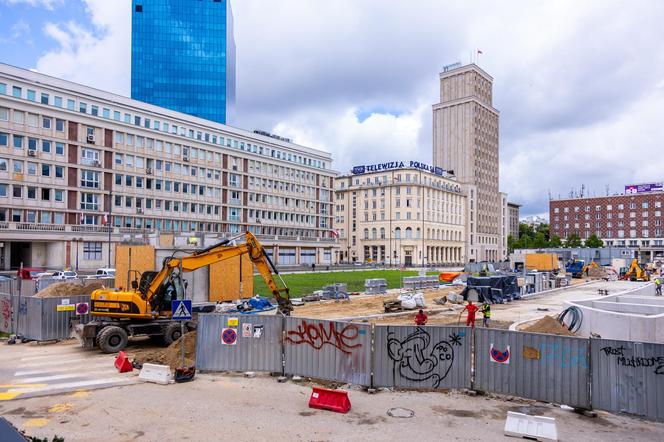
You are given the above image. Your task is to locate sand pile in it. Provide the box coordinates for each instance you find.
[586,266,607,279]
[35,281,107,297]
[524,315,574,336]
[129,331,197,370]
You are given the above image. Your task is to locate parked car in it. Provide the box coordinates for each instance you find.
[39,270,78,280]
[86,268,115,279]
[0,275,14,281]
[17,267,46,280]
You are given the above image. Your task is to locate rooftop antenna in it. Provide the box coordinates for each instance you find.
[548,189,552,200]
[580,184,585,198]
[605,184,610,196]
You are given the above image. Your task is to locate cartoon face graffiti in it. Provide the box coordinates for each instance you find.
[387,327,457,387]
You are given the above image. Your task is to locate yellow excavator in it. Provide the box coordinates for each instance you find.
[620,258,650,282]
[76,232,291,353]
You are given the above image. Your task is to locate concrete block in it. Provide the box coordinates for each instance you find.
[504,411,557,442]
[138,363,173,385]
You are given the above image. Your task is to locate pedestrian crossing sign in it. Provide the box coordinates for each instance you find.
[171,300,192,320]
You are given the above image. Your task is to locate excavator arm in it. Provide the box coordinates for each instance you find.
[142,232,292,315]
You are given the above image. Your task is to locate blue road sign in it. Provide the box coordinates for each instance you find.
[172,299,192,320]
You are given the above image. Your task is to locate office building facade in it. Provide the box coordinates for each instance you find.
[432,63,506,262]
[550,188,664,260]
[131,0,236,124]
[0,64,336,270]
[334,162,466,266]
[507,202,520,239]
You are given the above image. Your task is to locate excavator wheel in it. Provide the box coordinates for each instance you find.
[163,323,183,346]
[97,326,129,354]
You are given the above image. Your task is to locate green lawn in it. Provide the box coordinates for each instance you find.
[253,269,438,298]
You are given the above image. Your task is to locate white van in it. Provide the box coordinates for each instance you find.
[86,268,116,279]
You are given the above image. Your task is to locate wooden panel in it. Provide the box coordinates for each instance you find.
[114,245,155,290]
[159,234,174,247]
[68,121,78,142]
[222,153,228,169]
[104,172,112,190]
[67,190,77,210]
[68,168,77,187]
[104,150,113,169]
[209,254,254,302]
[67,212,77,225]
[104,129,113,147]
[68,144,77,164]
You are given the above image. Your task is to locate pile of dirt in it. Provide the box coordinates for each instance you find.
[586,266,607,279]
[129,331,197,370]
[523,315,574,336]
[35,281,107,297]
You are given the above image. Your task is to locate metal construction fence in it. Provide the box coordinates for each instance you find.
[284,317,372,385]
[591,339,664,421]
[0,293,92,340]
[475,328,591,409]
[373,325,472,389]
[196,314,283,373]
[195,314,664,421]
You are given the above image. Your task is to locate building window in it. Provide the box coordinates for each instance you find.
[81,170,100,188]
[83,242,103,260]
[80,192,100,210]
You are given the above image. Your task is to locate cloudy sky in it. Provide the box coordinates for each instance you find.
[1,0,663,217]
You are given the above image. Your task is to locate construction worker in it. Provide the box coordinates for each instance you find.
[481,303,491,327]
[463,300,479,328]
[415,309,428,326]
[656,278,662,296]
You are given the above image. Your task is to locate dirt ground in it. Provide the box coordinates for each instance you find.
[3,373,663,442]
[290,280,646,329]
[292,287,460,320]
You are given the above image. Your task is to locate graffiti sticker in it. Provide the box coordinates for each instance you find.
[490,344,510,364]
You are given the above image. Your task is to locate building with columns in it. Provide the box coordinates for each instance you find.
[0,63,337,271]
[432,63,507,262]
[334,161,466,266]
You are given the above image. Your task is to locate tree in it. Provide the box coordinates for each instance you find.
[584,234,604,248]
[533,232,548,248]
[507,234,517,253]
[549,235,563,247]
[564,233,582,248]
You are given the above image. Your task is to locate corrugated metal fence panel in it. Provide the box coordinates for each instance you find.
[591,339,664,421]
[284,317,371,385]
[39,295,92,341]
[475,328,591,409]
[0,279,14,295]
[373,325,472,389]
[0,292,11,333]
[196,314,283,373]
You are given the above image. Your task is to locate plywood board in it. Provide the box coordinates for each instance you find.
[114,245,155,290]
[209,254,254,302]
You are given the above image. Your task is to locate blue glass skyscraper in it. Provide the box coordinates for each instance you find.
[131,0,235,124]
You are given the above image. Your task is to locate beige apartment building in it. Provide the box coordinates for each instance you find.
[0,63,338,271]
[334,162,466,266]
[432,62,507,262]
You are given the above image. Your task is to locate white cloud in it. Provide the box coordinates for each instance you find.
[1,0,63,10]
[30,0,664,216]
[34,0,129,95]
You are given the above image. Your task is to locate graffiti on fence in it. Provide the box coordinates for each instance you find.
[285,320,363,355]
[600,345,664,375]
[539,342,588,369]
[1,298,10,331]
[386,328,458,387]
